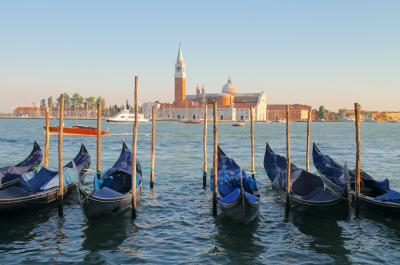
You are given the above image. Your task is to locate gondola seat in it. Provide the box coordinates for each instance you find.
[218,189,259,204]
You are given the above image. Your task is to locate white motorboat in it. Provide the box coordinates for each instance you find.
[339,117,355,122]
[106,109,149,123]
[364,118,378,123]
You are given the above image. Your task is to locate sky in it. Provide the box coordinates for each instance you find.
[0,1,399,113]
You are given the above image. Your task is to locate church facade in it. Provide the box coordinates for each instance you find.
[153,44,268,121]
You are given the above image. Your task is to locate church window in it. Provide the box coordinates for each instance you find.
[177,67,181,72]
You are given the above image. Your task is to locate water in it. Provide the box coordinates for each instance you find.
[0,119,400,264]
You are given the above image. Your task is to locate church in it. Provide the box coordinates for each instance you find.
[145,44,268,121]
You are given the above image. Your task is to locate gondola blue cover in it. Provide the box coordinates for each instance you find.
[301,187,339,201]
[0,186,31,199]
[375,190,400,203]
[93,142,143,192]
[21,167,75,192]
[264,143,338,202]
[211,146,259,203]
[313,144,390,190]
[0,141,42,184]
[91,187,124,198]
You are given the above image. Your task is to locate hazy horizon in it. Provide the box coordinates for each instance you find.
[1,1,399,113]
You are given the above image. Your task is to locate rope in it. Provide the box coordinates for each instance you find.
[139,167,154,171]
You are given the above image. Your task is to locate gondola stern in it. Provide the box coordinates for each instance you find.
[313,142,320,153]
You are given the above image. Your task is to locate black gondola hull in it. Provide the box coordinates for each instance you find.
[217,187,260,224]
[271,183,351,220]
[0,182,76,217]
[77,180,142,221]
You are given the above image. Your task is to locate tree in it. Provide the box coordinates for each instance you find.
[329,116,334,121]
[71,93,81,107]
[382,114,388,119]
[339,109,347,118]
[96,97,106,108]
[389,116,393,120]
[365,112,372,118]
[317,106,326,120]
[40,99,46,108]
[85,97,96,108]
[56,93,70,107]
[48,96,54,108]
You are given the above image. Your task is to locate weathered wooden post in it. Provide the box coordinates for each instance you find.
[250,107,255,179]
[355,102,361,217]
[58,94,64,216]
[203,105,208,187]
[285,105,291,217]
[97,103,101,179]
[45,107,49,168]
[132,76,139,218]
[212,101,218,216]
[306,110,311,172]
[150,106,156,189]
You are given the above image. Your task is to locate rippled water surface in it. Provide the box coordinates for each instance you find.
[0,119,400,264]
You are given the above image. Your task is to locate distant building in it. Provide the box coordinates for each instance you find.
[267,104,311,121]
[14,107,109,118]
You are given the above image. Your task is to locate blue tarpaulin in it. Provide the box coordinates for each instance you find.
[93,142,142,195]
[210,146,259,204]
[375,190,400,203]
[0,145,90,199]
[313,143,390,191]
[264,143,338,202]
[218,189,259,204]
[21,167,75,192]
[0,141,42,184]
[91,187,124,198]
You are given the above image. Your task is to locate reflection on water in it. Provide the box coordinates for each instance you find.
[212,217,265,263]
[1,119,400,263]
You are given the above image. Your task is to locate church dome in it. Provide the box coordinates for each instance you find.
[222,78,237,95]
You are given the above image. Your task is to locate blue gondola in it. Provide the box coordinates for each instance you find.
[313,142,400,219]
[0,144,91,217]
[264,143,351,220]
[0,141,43,190]
[210,146,261,224]
[76,140,143,220]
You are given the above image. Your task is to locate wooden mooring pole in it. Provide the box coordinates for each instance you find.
[212,101,218,216]
[97,103,101,179]
[132,76,139,219]
[58,94,64,216]
[250,107,255,179]
[285,105,291,217]
[306,110,311,172]
[355,103,361,217]
[150,106,156,189]
[203,106,207,187]
[45,107,49,168]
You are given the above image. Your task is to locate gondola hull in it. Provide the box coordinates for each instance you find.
[271,182,351,220]
[0,179,21,191]
[0,182,77,217]
[217,187,260,224]
[77,180,142,221]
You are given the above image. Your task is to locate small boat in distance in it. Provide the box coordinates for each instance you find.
[47,125,109,136]
[364,118,378,123]
[106,109,149,123]
[232,122,245,127]
[339,117,355,122]
[179,120,202,124]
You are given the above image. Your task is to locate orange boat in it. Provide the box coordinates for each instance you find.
[178,120,202,124]
[46,125,109,136]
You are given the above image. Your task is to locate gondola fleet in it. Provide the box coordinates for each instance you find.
[1,137,400,223]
